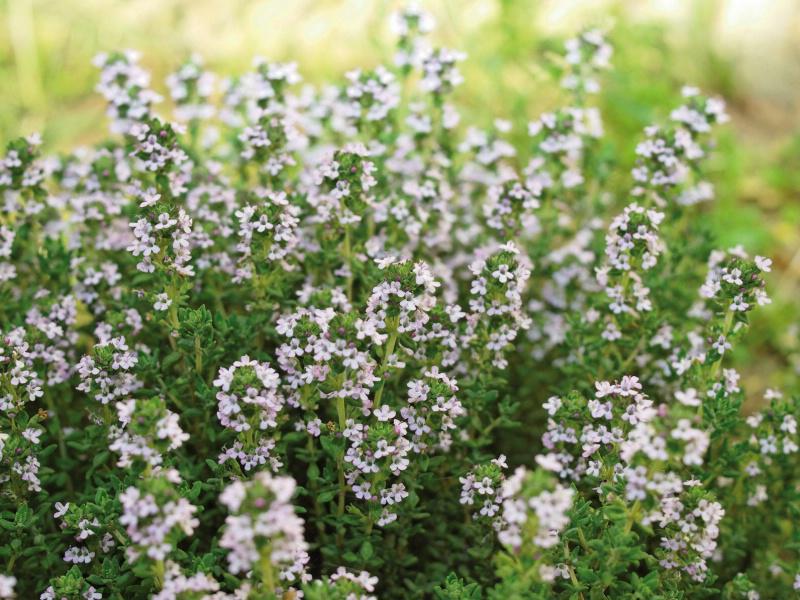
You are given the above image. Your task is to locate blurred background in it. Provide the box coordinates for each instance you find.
[1,0,798,402]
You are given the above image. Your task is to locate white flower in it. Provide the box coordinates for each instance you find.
[730,295,749,312]
[22,427,42,444]
[376,256,398,269]
[712,335,731,355]
[353,482,372,500]
[154,293,172,311]
[373,405,396,422]
[54,502,70,519]
[754,255,772,272]
[543,396,562,416]
[0,575,16,599]
[675,388,701,407]
[492,264,513,283]
[492,454,508,469]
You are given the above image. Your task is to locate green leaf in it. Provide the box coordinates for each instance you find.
[360,540,373,560]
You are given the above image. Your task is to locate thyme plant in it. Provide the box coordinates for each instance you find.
[0,6,796,600]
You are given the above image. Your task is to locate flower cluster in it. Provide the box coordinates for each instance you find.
[465,242,532,368]
[218,472,310,591]
[561,29,613,95]
[1,294,78,495]
[632,86,728,204]
[598,202,665,314]
[214,356,284,431]
[109,395,189,468]
[497,467,574,555]
[76,335,141,405]
[459,455,508,525]
[94,51,161,134]
[119,470,199,563]
[166,55,215,124]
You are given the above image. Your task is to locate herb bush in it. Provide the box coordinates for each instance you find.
[0,6,797,600]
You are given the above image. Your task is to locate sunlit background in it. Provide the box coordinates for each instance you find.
[1,0,799,401]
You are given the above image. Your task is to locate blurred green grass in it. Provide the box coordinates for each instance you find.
[1,0,798,400]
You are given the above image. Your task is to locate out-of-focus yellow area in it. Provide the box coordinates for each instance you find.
[1,0,799,399]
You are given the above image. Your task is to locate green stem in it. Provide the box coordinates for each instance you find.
[336,395,347,519]
[153,559,165,590]
[624,500,641,534]
[194,334,203,373]
[306,436,326,539]
[709,309,734,381]
[373,323,399,408]
[577,527,590,552]
[260,544,276,594]
[618,336,646,375]
[336,395,347,431]
[343,225,353,302]
[563,541,585,600]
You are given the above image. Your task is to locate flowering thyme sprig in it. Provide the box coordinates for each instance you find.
[219,472,310,595]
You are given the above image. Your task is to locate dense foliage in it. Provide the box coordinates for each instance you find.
[1,6,797,599]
